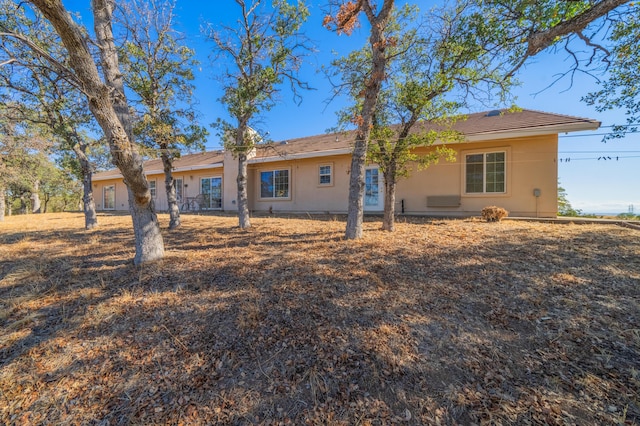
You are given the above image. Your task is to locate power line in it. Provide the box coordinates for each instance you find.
[558,150,640,153]
[559,155,640,162]
[559,132,638,138]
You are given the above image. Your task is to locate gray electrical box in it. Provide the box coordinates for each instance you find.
[533,188,541,197]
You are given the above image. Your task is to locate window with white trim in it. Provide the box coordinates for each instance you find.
[318,164,332,186]
[149,180,156,199]
[465,151,506,193]
[260,169,289,198]
[103,185,115,210]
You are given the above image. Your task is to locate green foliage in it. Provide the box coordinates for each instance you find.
[463,1,635,138]
[583,7,640,139]
[467,0,594,63]
[616,212,639,220]
[0,103,52,195]
[368,125,459,180]
[557,182,582,217]
[0,126,77,215]
[331,1,516,184]
[38,159,82,212]
[117,0,208,156]
[205,0,311,153]
[0,0,104,200]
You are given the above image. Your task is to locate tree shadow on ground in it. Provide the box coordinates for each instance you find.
[1,215,638,424]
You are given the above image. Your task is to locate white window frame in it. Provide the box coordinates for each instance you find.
[259,168,291,200]
[463,149,508,195]
[318,163,333,187]
[149,179,156,199]
[103,185,115,210]
[200,176,223,210]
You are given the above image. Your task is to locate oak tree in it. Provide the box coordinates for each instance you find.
[23,0,165,264]
[0,104,51,219]
[0,1,101,228]
[470,0,630,75]
[117,0,208,230]
[331,2,514,231]
[324,0,395,239]
[205,0,311,229]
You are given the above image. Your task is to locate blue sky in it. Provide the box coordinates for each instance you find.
[62,0,639,214]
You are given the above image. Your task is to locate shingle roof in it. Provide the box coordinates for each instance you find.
[93,109,600,180]
[93,150,224,181]
[446,108,600,137]
[251,108,599,161]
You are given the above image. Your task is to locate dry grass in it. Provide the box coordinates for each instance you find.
[1,212,639,425]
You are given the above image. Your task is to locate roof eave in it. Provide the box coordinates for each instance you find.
[92,162,224,181]
[170,162,224,173]
[249,147,353,164]
[462,122,601,143]
[92,173,123,181]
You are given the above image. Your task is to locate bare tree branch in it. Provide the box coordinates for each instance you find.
[0,31,82,90]
[525,0,627,57]
[0,58,16,67]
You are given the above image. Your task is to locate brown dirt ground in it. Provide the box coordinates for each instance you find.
[0,212,639,425]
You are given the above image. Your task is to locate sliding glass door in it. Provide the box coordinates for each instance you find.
[200,177,222,209]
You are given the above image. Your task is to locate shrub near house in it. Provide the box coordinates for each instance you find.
[482,205,509,222]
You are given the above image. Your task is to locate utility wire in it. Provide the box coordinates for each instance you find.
[559,132,638,138]
[559,150,640,153]
[559,155,640,162]
[596,123,640,128]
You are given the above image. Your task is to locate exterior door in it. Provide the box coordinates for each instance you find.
[364,167,383,211]
[173,178,183,203]
[200,177,222,209]
[103,185,115,210]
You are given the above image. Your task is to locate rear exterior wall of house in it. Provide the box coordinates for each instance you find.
[91,134,558,218]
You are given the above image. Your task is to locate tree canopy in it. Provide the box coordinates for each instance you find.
[0,0,102,227]
[204,0,312,229]
[117,0,208,230]
[23,0,166,264]
[584,7,640,139]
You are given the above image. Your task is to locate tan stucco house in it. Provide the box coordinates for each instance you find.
[92,109,600,218]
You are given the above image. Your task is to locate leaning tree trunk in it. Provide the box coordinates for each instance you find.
[30,0,165,264]
[345,139,367,238]
[31,180,41,213]
[161,149,181,230]
[73,142,98,230]
[237,151,251,229]
[382,174,396,232]
[344,0,394,239]
[92,0,164,264]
